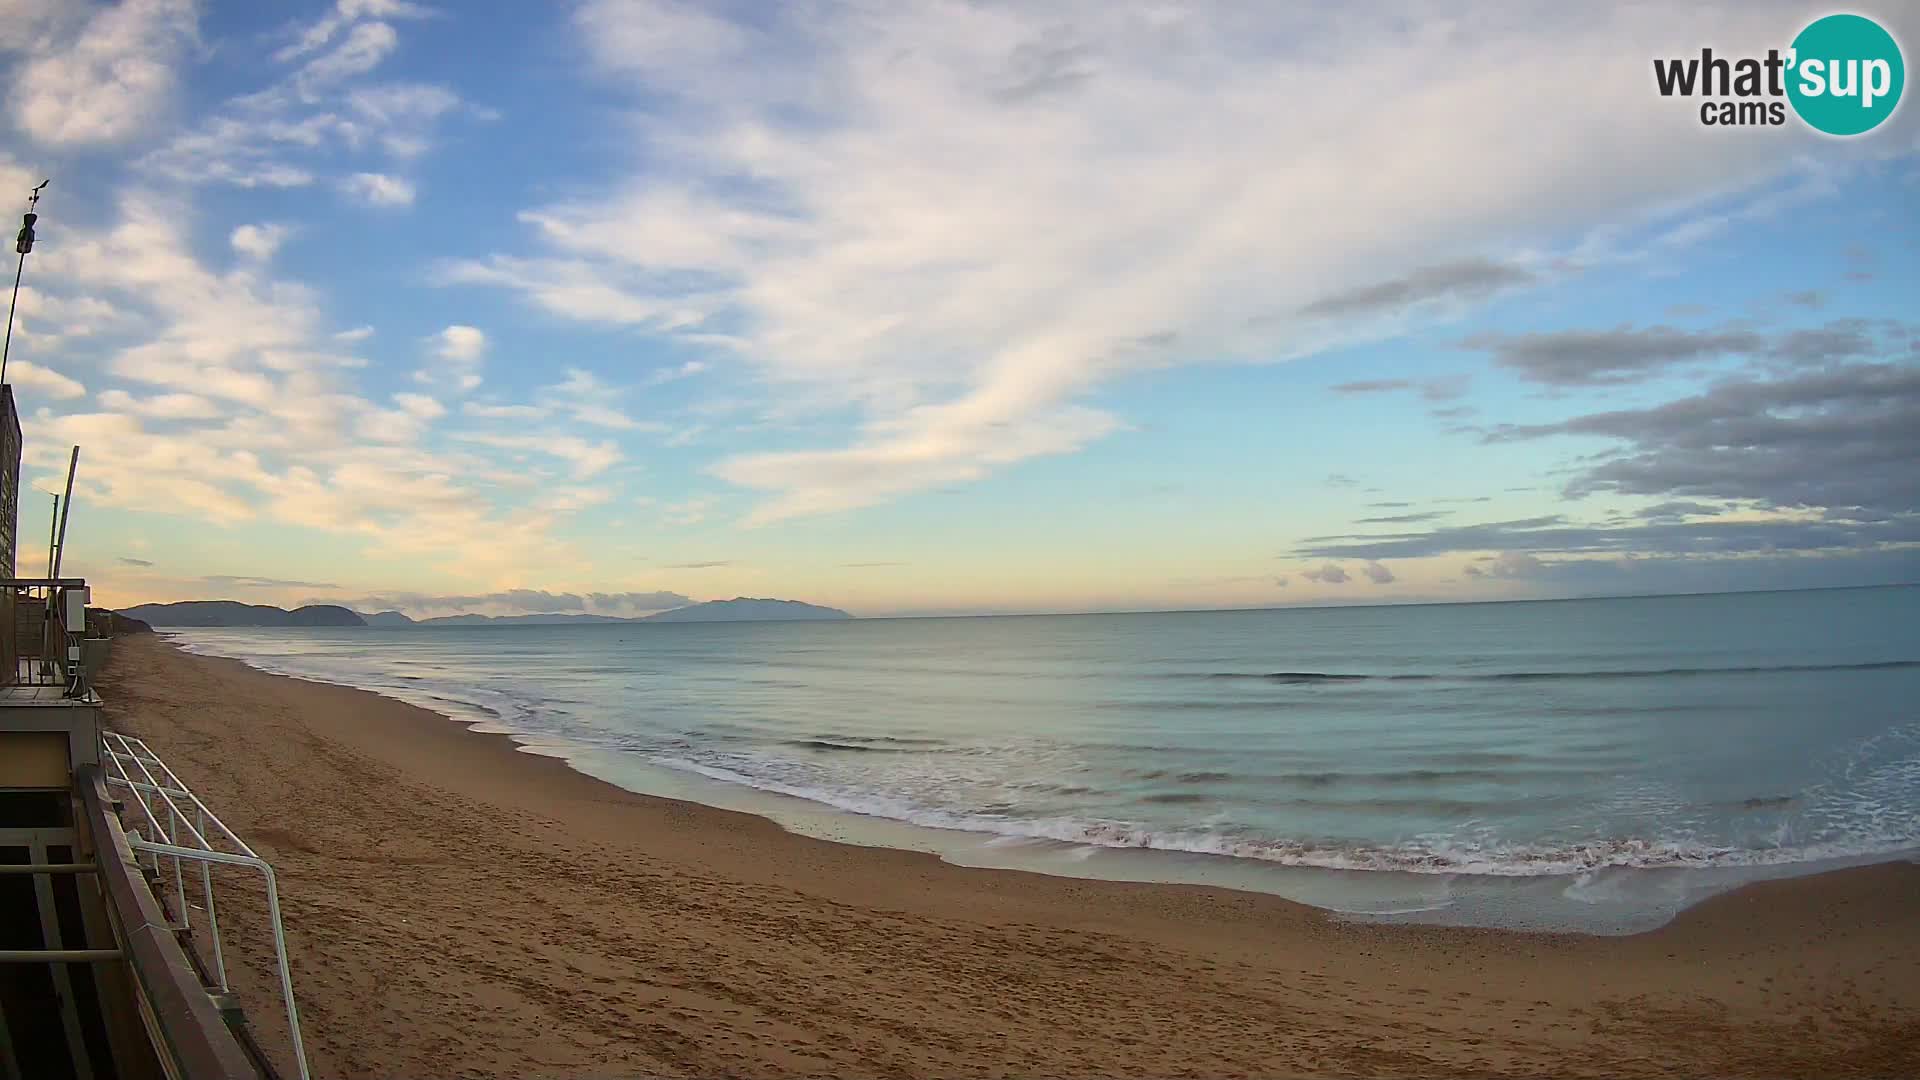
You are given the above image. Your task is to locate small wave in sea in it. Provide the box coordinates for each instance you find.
[1191,659,1920,683]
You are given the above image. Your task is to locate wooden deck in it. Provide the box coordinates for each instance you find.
[0,683,97,706]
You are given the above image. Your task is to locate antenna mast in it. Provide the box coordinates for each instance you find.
[50,446,77,580]
[44,493,56,578]
[1,179,50,388]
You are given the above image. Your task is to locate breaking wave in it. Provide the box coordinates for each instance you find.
[650,755,1920,877]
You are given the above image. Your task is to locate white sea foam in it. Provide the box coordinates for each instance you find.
[647,753,1920,877]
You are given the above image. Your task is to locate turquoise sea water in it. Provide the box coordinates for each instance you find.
[165,586,1920,932]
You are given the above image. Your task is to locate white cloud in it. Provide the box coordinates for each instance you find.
[146,1,455,192]
[568,403,638,430]
[458,367,670,436]
[230,223,291,260]
[392,391,444,420]
[411,325,485,394]
[451,0,1916,524]
[96,389,221,420]
[433,324,486,362]
[662,496,712,527]
[460,432,622,479]
[648,359,708,385]
[275,0,432,63]
[7,0,198,146]
[340,171,416,206]
[542,486,612,513]
[463,401,548,420]
[545,367,657,431]
[439,254,715,327]
[0,1,77,52]
[6,360,86,400]
[20,191,607,582]
[6,284,125,344]
[334,325,375,342]
[345,82,459,156]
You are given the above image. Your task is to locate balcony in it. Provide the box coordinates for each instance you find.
[0,578,100,705]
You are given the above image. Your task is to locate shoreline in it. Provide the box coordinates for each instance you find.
[159,628,1920,937]
[102,634,1920,1078]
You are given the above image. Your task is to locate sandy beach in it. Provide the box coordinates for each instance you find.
[97,634,1919,1079]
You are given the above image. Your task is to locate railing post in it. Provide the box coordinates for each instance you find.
[260,863,309,1080]
[197,803,226,991]
[166,798,187,930]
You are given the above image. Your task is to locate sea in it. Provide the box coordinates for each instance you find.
[163,584,1920,934]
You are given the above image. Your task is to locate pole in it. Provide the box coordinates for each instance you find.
[1,180,49,389]
[50,445,76,580]
[42,491,57,675]
[1,253,24,387]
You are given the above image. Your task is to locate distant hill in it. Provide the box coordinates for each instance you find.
[642,597,852,623]
[123,597,851,628]
[89,608,152,635]
[412,613,637,626]
[118,601,366,627]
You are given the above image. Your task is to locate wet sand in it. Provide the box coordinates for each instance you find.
[99,634,1919,1079]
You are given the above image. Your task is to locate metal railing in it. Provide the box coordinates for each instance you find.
[2,576,92,696]
[100,730,311,1080]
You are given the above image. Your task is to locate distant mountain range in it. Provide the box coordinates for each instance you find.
[396,612,646,626]
[118,597,852,627]
[117,601,365,627]
[640,598,851,622]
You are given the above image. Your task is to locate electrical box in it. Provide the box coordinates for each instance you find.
[63,585,88,630]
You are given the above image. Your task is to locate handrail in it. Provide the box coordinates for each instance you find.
[0,949,123,962]
[77,766,260,1080]
[101,731,311,1080]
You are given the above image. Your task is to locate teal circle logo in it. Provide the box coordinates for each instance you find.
[1787,14,1904,136]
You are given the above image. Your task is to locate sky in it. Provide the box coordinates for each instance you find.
[0,0,1915,619]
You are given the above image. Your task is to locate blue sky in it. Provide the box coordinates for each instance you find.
[0,0,1915,617]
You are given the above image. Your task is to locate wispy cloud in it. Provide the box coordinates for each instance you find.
[24,189,613,584]
[8,360,85,399]
[230,223,292,261]
[1300,259,1535,319]
[458,432,621,479]
[344,588,693,618]
[444,0,1861,525]
[6,0,198,146]
[341,171,416,207]
[1330,376,1470,402]
[203,574,340,590]
[1485,353,1920,515]
[1464,326,1767,386]
[139,0,456,193]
